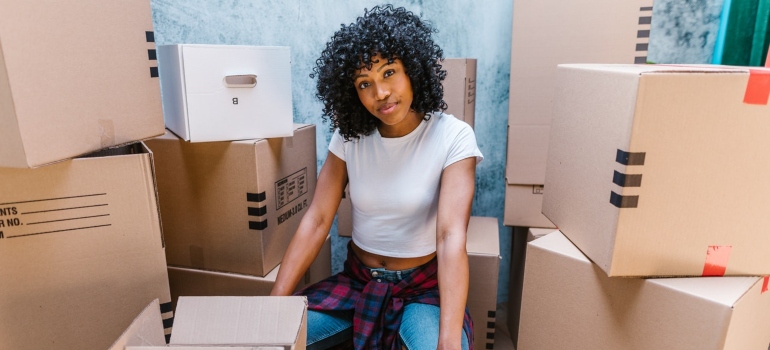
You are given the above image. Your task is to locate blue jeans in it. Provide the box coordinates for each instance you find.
[306,266,470,350]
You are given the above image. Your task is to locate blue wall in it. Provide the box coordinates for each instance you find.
[151,0,514,302]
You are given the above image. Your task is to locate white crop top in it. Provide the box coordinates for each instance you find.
[328,112,483,257]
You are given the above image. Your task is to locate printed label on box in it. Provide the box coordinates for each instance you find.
[275,168,308,210]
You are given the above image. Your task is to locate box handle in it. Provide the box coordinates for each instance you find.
[223,74,257,88]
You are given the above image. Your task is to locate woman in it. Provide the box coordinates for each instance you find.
[271,5,483,350]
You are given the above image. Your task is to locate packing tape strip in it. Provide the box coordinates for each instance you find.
[743,68,770,105]
[762,276,769,294]
[701,245,732,277]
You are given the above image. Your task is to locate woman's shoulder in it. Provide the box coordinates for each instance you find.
[429,111,473,135]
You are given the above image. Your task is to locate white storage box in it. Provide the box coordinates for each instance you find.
[158,44,294,142]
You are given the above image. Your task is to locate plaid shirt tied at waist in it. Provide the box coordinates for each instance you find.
[296,243,474,350]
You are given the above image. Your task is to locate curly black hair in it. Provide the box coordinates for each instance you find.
[312,4,447,140]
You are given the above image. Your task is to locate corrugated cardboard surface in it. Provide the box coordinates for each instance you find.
[506,0,652,184]
[466,216,501,350]
[337,185,352,237]
[543,64,770,277]
[168,235,331,310]
[146,124,317,277]
[0,143,172,350]
[505,125,550,186]
[443,58,477,128]
[518,231,770,350]
[110,299,167,350]
[0,1,164,168]
[157,44,294,142]
[506,227,559,346]
[503,184,555,228]
[171,296,307,348]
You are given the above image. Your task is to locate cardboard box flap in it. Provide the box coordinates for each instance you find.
[527,228,558,242]
[171,296,307,346]
[650,276,760,308]
[110,299,167,349]
[466,217,500,256]
[529,231,591,263]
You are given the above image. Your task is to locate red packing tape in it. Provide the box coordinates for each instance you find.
[743,69,770,105]
[762,276,769,294]
[702,245,732,277]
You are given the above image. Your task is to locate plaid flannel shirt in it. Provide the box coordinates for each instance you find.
[296,243,474,350]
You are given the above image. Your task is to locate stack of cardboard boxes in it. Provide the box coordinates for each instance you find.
[504,0,655,346]
[145,43,330,308]
[518,64,770,348]
[0,2,173,349]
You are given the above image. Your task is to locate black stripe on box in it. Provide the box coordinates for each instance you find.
[165,334,171,344]
[638,16,652,25]
[640,6,653,11]
[248,206,267,216]
[610,192,639,208]
[487,310,496,318]
[613,171,643,187]
[150,67,159,78]
[616,149,646,166]
[636,43,649,51]
[486,344,494,349]
[247,192,267,202]
[148,49,157,60]
[487,321,495,329]
[249,220,268,230]
[146,31,155,42]
[160,302,173,314]
[635,56,648,64]
[637,30,650,38]
[162,317,174,328]
[486,332,495,340]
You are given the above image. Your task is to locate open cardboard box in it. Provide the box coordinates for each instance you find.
[0,142,172,349]
[111,297,308,350]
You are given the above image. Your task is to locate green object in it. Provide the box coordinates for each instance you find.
[715,0,770,66]
[749,0,770,66]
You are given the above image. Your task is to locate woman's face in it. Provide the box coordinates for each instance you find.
[353,54,421,137]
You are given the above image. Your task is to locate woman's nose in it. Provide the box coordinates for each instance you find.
[375,84,390,100]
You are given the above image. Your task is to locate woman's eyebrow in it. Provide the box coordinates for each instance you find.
[377,61,395,72]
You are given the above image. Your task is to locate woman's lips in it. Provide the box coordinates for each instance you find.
[378,102,397,114]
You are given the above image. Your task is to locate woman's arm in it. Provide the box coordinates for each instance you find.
[271,151,348,296]
[436,157,476,350]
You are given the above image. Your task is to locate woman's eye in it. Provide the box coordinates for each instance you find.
[384,69,395,78]
[358,82,369,89]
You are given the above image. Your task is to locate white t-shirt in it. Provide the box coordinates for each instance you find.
[329,112,483,257]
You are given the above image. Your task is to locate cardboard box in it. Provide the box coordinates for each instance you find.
[112,297,308,350]
[507,227,559,348]
[157,44,293,142]
[443,58,477,128]
[167,235,332,310]
[466,216,501,350]
[505,0,653,184]
[337,185,353,237]
[503,184,556,228]
[0,1,164,168]
[145,124,317,277]
[518,231,770,350]
[543,64,770,277]
[0,143,172,350]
